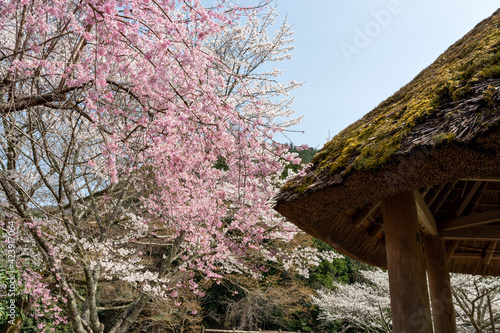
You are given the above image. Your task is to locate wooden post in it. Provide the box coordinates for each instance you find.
[424,234,457,333]
[383,191,433,333]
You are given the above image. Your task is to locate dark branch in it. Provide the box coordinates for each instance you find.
[0,86,83,114]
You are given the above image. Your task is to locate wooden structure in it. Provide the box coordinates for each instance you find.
[201,327,302,333]
[275,9,500,333]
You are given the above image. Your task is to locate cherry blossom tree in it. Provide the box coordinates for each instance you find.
[312,269,392,333]
[451,274,500,333]
[0,1,329,332]
[313,269,500,333]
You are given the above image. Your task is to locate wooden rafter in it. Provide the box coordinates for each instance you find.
[432,181,457,215]
[427,183,447,207]
[462,174,500,182]
[414,190,438,235]
[369,223,384,238]
[440,225,500,241]
[448,181,483,218]
[353,202,379,228]
[452,252,500,260]
[420,185,432,198]
[439,209,500,231]
[446,240,460,262]
[461,181,489,218]
[484,242,498,265]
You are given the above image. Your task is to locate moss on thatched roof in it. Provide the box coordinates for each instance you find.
[275,10,500,275]
[283,9,500,195]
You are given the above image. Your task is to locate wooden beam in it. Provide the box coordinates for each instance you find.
[449,181,482,218]
[353,202,379,228]
[484,242,498,265]
[461,174,500,182]
[427,183,447,207]
[383,191,433,333]
[420,185,432,197]
[439,209,500,231]
[368,223,383,238]
[432,181,457,215]
[414,190,438,235]
[440,225,500,241]
[452,252,500,260]
[375,229,385,241]
[465,182,489,216]
[424,235,457,333]
[446,240,460,263]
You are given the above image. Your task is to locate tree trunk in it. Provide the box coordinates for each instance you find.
[488,294,496,333]
[108,293,150,333]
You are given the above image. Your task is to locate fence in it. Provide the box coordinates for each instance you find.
[201,327,305,333]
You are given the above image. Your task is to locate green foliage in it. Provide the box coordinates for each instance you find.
[281,145,318,179]
[305,239,371,290]
[307,259,349,290]
[20,316,72,333]
[214,156,230,171]
[295,147,317,164]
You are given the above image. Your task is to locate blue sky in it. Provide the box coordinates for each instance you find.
[272,1,500,148]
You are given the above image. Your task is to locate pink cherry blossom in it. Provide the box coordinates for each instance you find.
[0,1,333,332]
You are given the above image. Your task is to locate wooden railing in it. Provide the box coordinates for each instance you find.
[201,327,305,333]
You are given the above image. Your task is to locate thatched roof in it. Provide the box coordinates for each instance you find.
[275,9,500,275]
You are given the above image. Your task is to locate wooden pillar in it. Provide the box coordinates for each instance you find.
[383,191,433,333]
[424,234,457,333]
